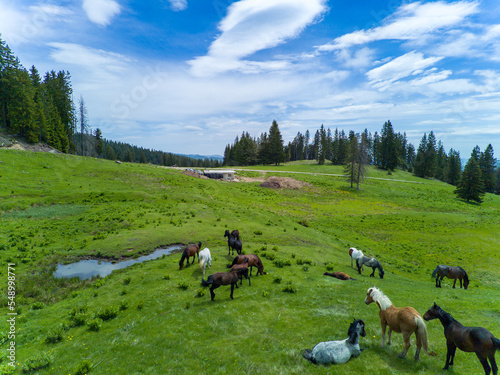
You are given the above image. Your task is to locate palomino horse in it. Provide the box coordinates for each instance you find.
[201,268,249,301]
[357,256,385,279]
[224,230,242,255]
[302,319,366,364]
[424,303,500,375]
[324,272,356,280]
[178,242,201,269]
[431,265,469,289]
[198,248,212,276]
[364,287,428,360]
[229,254,264,276]
[349,247,364,268]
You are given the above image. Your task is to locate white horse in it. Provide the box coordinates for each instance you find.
[198,248,212,276]
[349,247,364,268]
[303,319,366,364]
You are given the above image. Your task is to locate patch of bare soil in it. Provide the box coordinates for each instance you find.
[259,176,312,189]
[1,132,61,153]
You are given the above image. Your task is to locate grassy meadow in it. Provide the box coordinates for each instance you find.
[1,149,499,374]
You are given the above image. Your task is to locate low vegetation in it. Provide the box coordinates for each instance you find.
[1,149,499,374]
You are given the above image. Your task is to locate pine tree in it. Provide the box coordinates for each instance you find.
[444,149,461,186]
[478,144,496,193]
[267,120,285,166]
[379,120,398,171]
[344,131,358,188]
[455,157,484,203]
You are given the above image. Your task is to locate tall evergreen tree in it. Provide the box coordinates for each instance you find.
[268,120,285,165]
[478,144,496,193]
[444,149,461,186]
[379,120,398,170]
[455,157,484,203]
[344,131,359,188]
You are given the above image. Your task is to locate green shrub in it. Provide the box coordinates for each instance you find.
[87,318,102,332]
[74,360,92,375]
[282,283,296,293]
[96,306,118,321]
[137,301,144,310]
[31,302,45,310]
[119,299,129,311]
[70,313,87,327]
[44,328,62,344]
[273,259,291,268]
[273,276,282,284]
[254,230,263,235]
[297,219,309,227]
[21,351,52,373]
[178,281,189,290]
[196,289,206,297]
[123,276,131,285]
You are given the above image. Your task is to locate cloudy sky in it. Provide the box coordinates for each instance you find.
[1,0,499,157]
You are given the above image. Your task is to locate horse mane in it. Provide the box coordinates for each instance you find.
[458,267,469,282]
[368,287,393,310]
[434,304,457,325]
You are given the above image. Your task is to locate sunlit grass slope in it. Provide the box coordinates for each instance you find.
[0,150,499,374]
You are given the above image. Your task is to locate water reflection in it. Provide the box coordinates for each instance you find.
[54,245,181,280]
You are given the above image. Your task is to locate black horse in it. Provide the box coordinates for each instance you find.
[224,229,242,255]
[424,303,500,375]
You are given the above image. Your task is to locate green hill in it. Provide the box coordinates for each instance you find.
[1,149,499,374]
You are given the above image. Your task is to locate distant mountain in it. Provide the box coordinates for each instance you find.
[178,153,224,161]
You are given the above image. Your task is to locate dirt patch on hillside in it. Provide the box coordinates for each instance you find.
[259,176,312,189]
[1,132,61,153]
[182,170,208,179]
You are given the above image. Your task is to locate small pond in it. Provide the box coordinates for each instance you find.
[53,245,182,280]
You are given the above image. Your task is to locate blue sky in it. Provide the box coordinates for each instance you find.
[1,0,499,158]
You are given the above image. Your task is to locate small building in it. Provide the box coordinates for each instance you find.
[203,169,235,181]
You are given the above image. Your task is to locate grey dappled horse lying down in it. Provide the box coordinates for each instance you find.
[302,319,366,364]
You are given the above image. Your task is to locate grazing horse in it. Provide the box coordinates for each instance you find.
[302,319,366,364]
[349,247,364,268]
[229,258,251,286]
[324,272,356,280]
[431,265,469,289]
[229,254,264,276]
[424,303,500,375]
[224,230,242,255]
[357,256,385,279]
[364,287,428,360]
[179,242,201,269]
[201,268,249,301]
[198,248,212,276]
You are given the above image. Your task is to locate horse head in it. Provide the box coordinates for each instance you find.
[364,288,375,305]
[349,319,366,337]
[423,302,440,321]
[224,230,230,238]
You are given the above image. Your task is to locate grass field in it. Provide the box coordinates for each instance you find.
[1,149,499,374]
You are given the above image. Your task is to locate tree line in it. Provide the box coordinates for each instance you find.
[223,119,499,201]
[0,36,219,168]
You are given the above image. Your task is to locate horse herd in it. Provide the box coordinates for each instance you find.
[178,238,498,374]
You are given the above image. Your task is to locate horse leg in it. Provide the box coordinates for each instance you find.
[452,278,457,289]
[398,331,412,359]
[230,282,235,299]
[387,327,393,346]
[488,354,498,375]
[380,321,387,347]
[370,267,375,277]
[476,353,492,375]
[444,343,457,369]
[459,278,463,288]
[210,287,216,301]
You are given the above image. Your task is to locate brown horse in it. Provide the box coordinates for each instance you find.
[230,229,240,240]
[365,287,428,360]
[229,254,264,276]
[431,265,469,289]
[229,258,251,286]
[179,242,201,269]
[324,271,356,280]
[201,267,249,301]
[424,303,500,375]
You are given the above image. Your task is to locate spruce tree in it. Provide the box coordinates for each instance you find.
[478,144,496,193]
[455,157,484,203]
[268,120,284,166]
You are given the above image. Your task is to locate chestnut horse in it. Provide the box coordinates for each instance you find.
[431,265,469,289]
[178,242,201,269]
[229,254,264,276]
[364,287,428,360]
[424,303,500,375]
[324,272,356,280]
[201,267,249,301]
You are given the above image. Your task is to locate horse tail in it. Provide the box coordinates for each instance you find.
[302,349,316,364]
[179,251,187,268]
[431,266,439,279]
[201,276,213,286]
[199,257,206,269]
[415,316,428,353]
[492,337,500,351]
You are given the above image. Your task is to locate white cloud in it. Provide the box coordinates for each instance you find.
[168,0,187,11]
[82,0,121,26]
[189,0,327,76]
[367,51,443,90]
[317,1,479,52]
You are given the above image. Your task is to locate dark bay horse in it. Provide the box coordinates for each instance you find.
[229,258,251,286]
[424,303,500,375]
[229,254,264,276]
[324,272,356,280]
[179,242,201,269]
[432,265,469,289]
[357,256,384,279]
[201,268,249,301]
[365,287,428,360]
[224,230,242,255]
